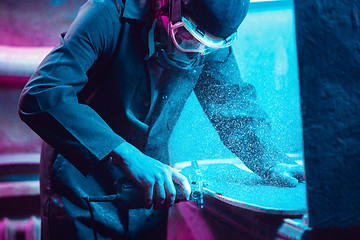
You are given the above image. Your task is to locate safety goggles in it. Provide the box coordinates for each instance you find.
[169,16,237,55]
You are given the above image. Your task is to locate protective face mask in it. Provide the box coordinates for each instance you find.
[154,41,204,70]
[146,15,205,70]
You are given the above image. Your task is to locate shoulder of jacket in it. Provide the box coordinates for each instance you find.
[84,0,123,19]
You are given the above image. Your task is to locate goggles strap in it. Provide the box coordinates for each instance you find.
[169,0,183,53]
[170,0,182,24]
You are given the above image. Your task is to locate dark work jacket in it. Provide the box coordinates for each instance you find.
[18,0,290,239]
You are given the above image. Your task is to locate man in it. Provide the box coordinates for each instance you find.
[18,0,304,239]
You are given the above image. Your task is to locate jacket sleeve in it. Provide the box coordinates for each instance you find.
[194,47,296,178]
[18,0,124,176]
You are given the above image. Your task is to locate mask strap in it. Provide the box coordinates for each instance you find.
[145,20,157,60]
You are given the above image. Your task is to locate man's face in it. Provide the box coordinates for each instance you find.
[158,9,237,56]
[152,0,234,69]
[159,14,207,56]
[157,14,200,61]
[161,15,203,51]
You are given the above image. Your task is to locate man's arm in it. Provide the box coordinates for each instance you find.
[19,0,124,176]
[18,0,191,205]
[194,47,304,187]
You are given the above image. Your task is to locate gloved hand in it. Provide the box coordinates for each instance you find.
[266,163,305,187]
[111,142,191,209]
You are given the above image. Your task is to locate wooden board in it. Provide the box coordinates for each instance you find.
[175,158,307,217]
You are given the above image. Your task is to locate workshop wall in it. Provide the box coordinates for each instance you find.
[0,0,83,47]
[0,0,85,153]
[294,0,360,230]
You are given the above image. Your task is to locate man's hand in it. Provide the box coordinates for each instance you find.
[111,142,191,209]
[266,163,305,187]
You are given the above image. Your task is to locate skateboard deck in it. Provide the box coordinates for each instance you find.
[175,157,307,218]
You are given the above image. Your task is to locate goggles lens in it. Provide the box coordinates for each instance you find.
[170,16,237,55]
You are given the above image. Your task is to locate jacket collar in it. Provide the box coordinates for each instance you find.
[123,0,151,21]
